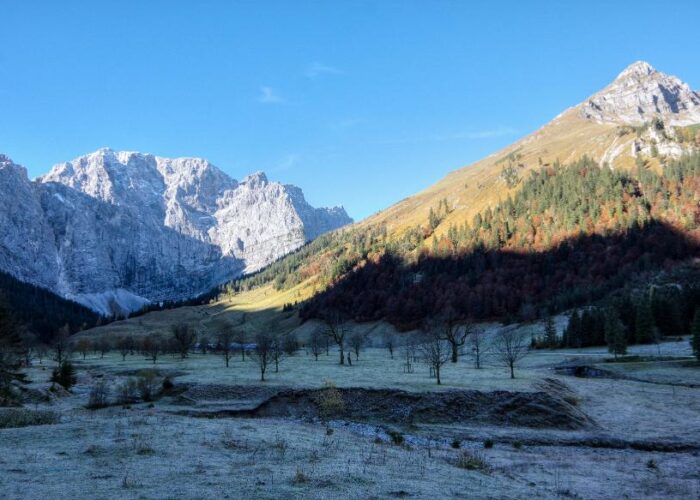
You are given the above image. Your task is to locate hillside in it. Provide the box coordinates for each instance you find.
[80,61,700,338]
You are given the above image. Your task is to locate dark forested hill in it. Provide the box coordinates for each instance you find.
[0,271,101,343]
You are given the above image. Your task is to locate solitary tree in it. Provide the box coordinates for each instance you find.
[309,328,324,361]
[53,324,71,365]
[51,360,77,390]
[494,327,530,379]
[434,312,472,363]
[117,337,131,361]
[604,310,627,360]
[323,311,348,365]
[419,325,451,385]
[234,329,247,361]
[636,296,655,344]
[171,323,196,359]
[199,335,210,355]
[271,336,285,373]
[142,335,162,364]
[218,330,234,367]
[543,316,557,348]
[251,332,274,381]
[75,338,92,360]
[382,333,395,359]
[95,338,111,359]
[281,333,299,356]
[565,310,582,348]
[469,327,490,369]
[348,332,366,361]
[689,308,700,362]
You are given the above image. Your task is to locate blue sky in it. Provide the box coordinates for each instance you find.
[2,1,699,220]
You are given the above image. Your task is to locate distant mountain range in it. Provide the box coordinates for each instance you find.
[0,149,351,315]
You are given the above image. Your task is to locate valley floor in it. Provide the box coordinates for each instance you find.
[1,339,699,499]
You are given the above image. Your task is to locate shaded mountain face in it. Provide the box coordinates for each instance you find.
[0,150,352,315]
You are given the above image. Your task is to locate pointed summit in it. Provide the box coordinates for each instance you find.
[578,61,700,126]
[615,60,656,80]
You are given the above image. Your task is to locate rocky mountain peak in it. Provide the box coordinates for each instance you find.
[0,150,352,315]
[616,60,655,80]
[241,171,268,188]
[578,61,700,126]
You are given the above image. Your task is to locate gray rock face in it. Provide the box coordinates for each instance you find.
[580,61,700,126]
[0,150,352,315]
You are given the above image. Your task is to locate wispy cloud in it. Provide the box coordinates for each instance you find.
[432,127,518,141]
[271,153,300,173]
[370,127,517,146]
[258,86,284,104]
[305,61,341,79]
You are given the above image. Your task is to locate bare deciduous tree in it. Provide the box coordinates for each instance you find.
[493,327,530,379]
[382,333,395,359]
[251,332,274,381]
[141,334,162,364]
[96,338,111,359]
[272,336,285,373]
[199,336,210,355]
[171,323,196,359]
[309,328,324,361]
[323,311,348,365]
[419,327,451,385]
[469,327,490,369]
[75,338,91,360]
[348,332,366,361]
[234,329,247,361]
[53,324,71,365]
[402,334,419,373]
[281,333,298,356]
[434,312,472,363]
[117,337,131,361]
[218,330,234,367]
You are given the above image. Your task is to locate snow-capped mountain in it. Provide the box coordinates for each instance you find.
[0,149,352,315]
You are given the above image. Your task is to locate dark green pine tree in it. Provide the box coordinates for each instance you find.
[635,296,655,344]
[543,316,557,348]
[51,361,77,391]
[691,309,700,362]
[566,310,582,348]
[605,309,627,360]
[0,300,27,405]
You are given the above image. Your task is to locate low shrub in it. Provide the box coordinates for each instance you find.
[87,380,110,409]
[455,450,488,471]
[0,409,59,429]
[387,430,405,446]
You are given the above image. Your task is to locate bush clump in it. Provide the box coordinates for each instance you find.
[455,450,488,471]
[0,409,59,429]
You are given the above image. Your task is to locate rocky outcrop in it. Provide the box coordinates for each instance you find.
[579,61,700,126]
[0,150,351,315]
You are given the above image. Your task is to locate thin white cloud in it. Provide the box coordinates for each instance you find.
[268,153,300,173]
[370,127,517,146]
[432,127,518,141]
[305,62,341,79]
[258,86,283,104]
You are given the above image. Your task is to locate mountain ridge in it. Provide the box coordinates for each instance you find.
[0,149,352,316]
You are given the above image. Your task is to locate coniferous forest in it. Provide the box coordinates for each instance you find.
[272,153,700,341]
